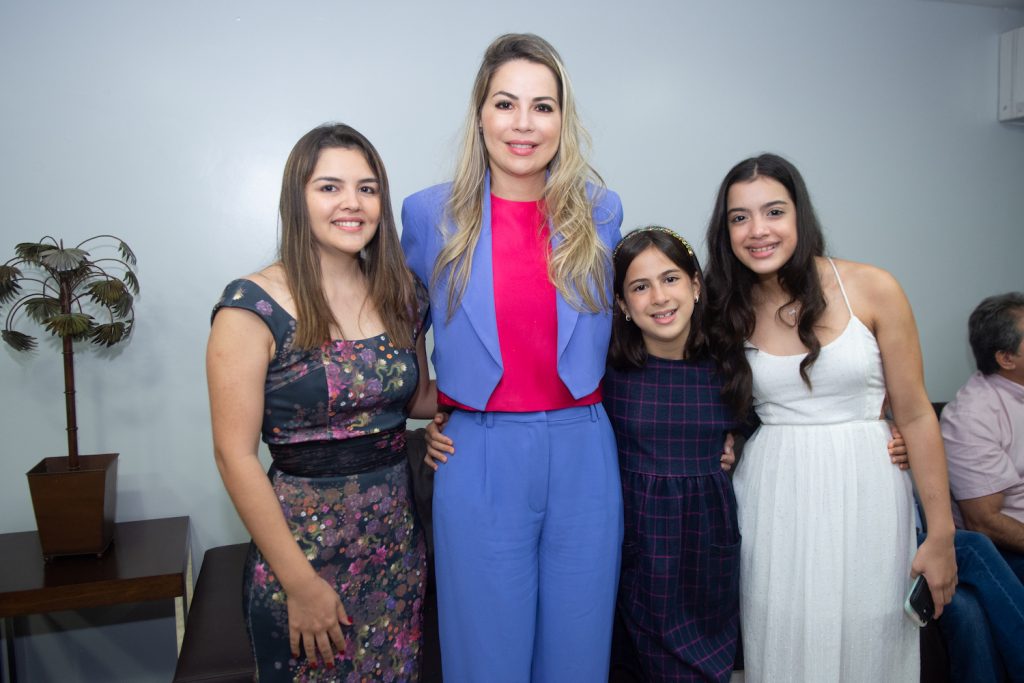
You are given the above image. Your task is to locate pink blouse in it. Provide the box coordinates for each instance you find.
[438,194,601,412]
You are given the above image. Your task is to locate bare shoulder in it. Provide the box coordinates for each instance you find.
[212,263,288,345]
[828,257,902,300]
[244,263,293,305]
[209,270,277,357]
[825,258,908,330]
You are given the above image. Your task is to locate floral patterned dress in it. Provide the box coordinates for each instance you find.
[212,278,429,683]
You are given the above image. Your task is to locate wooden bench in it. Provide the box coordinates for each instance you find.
[172,543,255,682]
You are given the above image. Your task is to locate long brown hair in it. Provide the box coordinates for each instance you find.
[436,33,611,319]
[279,123,416,349]
[704,153,827,419]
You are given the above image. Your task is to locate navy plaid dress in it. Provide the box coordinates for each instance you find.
[604,356,741,682]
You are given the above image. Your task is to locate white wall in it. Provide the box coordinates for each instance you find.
[1,0,1022,679]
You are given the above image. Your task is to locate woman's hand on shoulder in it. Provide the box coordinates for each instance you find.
[286,574,352,668]
[912,534,958,619]
[424,412,453,471]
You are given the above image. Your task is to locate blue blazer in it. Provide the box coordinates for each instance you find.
[400,176,623,410]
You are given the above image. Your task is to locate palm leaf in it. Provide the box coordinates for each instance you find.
[122,269,140,295]
[89,279,134,318]
[43,312,93,339]
[112,292,133,318]
[1,329,36,351]
[117,240,137,266]
[87,279,127,306]
[89,321,129,347]
[24,296,62,323]
[40,247,89,272]
[0,263,22,283]
[0,266,22,305]
[14,242,50,264]
[64,263,94,287]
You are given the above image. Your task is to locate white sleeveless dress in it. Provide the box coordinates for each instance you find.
[733,260,918,682]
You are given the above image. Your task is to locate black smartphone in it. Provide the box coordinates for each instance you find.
[904,575,935,627]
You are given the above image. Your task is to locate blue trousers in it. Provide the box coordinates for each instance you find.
[432,404,624,682]
[921,530,1024,682]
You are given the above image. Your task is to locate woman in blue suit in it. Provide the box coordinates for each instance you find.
[401,33,624,683]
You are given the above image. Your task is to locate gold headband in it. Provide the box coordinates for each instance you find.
[613,226,694,259]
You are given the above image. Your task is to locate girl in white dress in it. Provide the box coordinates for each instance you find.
[702,153,957,682]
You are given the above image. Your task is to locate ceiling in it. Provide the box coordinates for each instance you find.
[928,0,1024,8]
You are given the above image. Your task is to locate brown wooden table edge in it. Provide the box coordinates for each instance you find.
[0,516,192,618]
[0,574,187,617]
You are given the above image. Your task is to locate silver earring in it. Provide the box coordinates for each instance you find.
[625,314,631,322]
[695,295,699,303]
[359,248,367,261]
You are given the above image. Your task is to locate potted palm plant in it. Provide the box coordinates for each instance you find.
[0,235,138,558]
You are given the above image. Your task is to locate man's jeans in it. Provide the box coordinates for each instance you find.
[999,546,1024,585]
[920,530,1024,683]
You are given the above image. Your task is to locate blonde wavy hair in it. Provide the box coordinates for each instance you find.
[434,33,610,318]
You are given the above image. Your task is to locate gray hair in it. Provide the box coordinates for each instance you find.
[968,292,1024,374]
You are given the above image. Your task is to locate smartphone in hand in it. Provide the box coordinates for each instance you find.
[904,575,935,627]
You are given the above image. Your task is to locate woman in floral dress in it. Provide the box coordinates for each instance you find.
[207,123,436,682]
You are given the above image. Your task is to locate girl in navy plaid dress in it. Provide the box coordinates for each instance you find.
[603,227,741,682]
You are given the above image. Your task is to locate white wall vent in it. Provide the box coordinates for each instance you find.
[999,26,1024,123]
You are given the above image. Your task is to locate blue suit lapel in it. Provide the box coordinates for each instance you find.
[555,289,580,362]
[548,224,581,362]
[457,173,585,380]
[459,174,503,370]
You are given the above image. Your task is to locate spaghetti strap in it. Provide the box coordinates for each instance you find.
[827,257,854,316]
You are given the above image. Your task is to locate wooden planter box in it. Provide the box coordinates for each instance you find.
[26,453,118,559]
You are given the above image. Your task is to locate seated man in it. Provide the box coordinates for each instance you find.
[941,291,1024,581]
[935,292,1024,681]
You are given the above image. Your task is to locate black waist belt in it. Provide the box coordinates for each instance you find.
[269,427,407,477]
